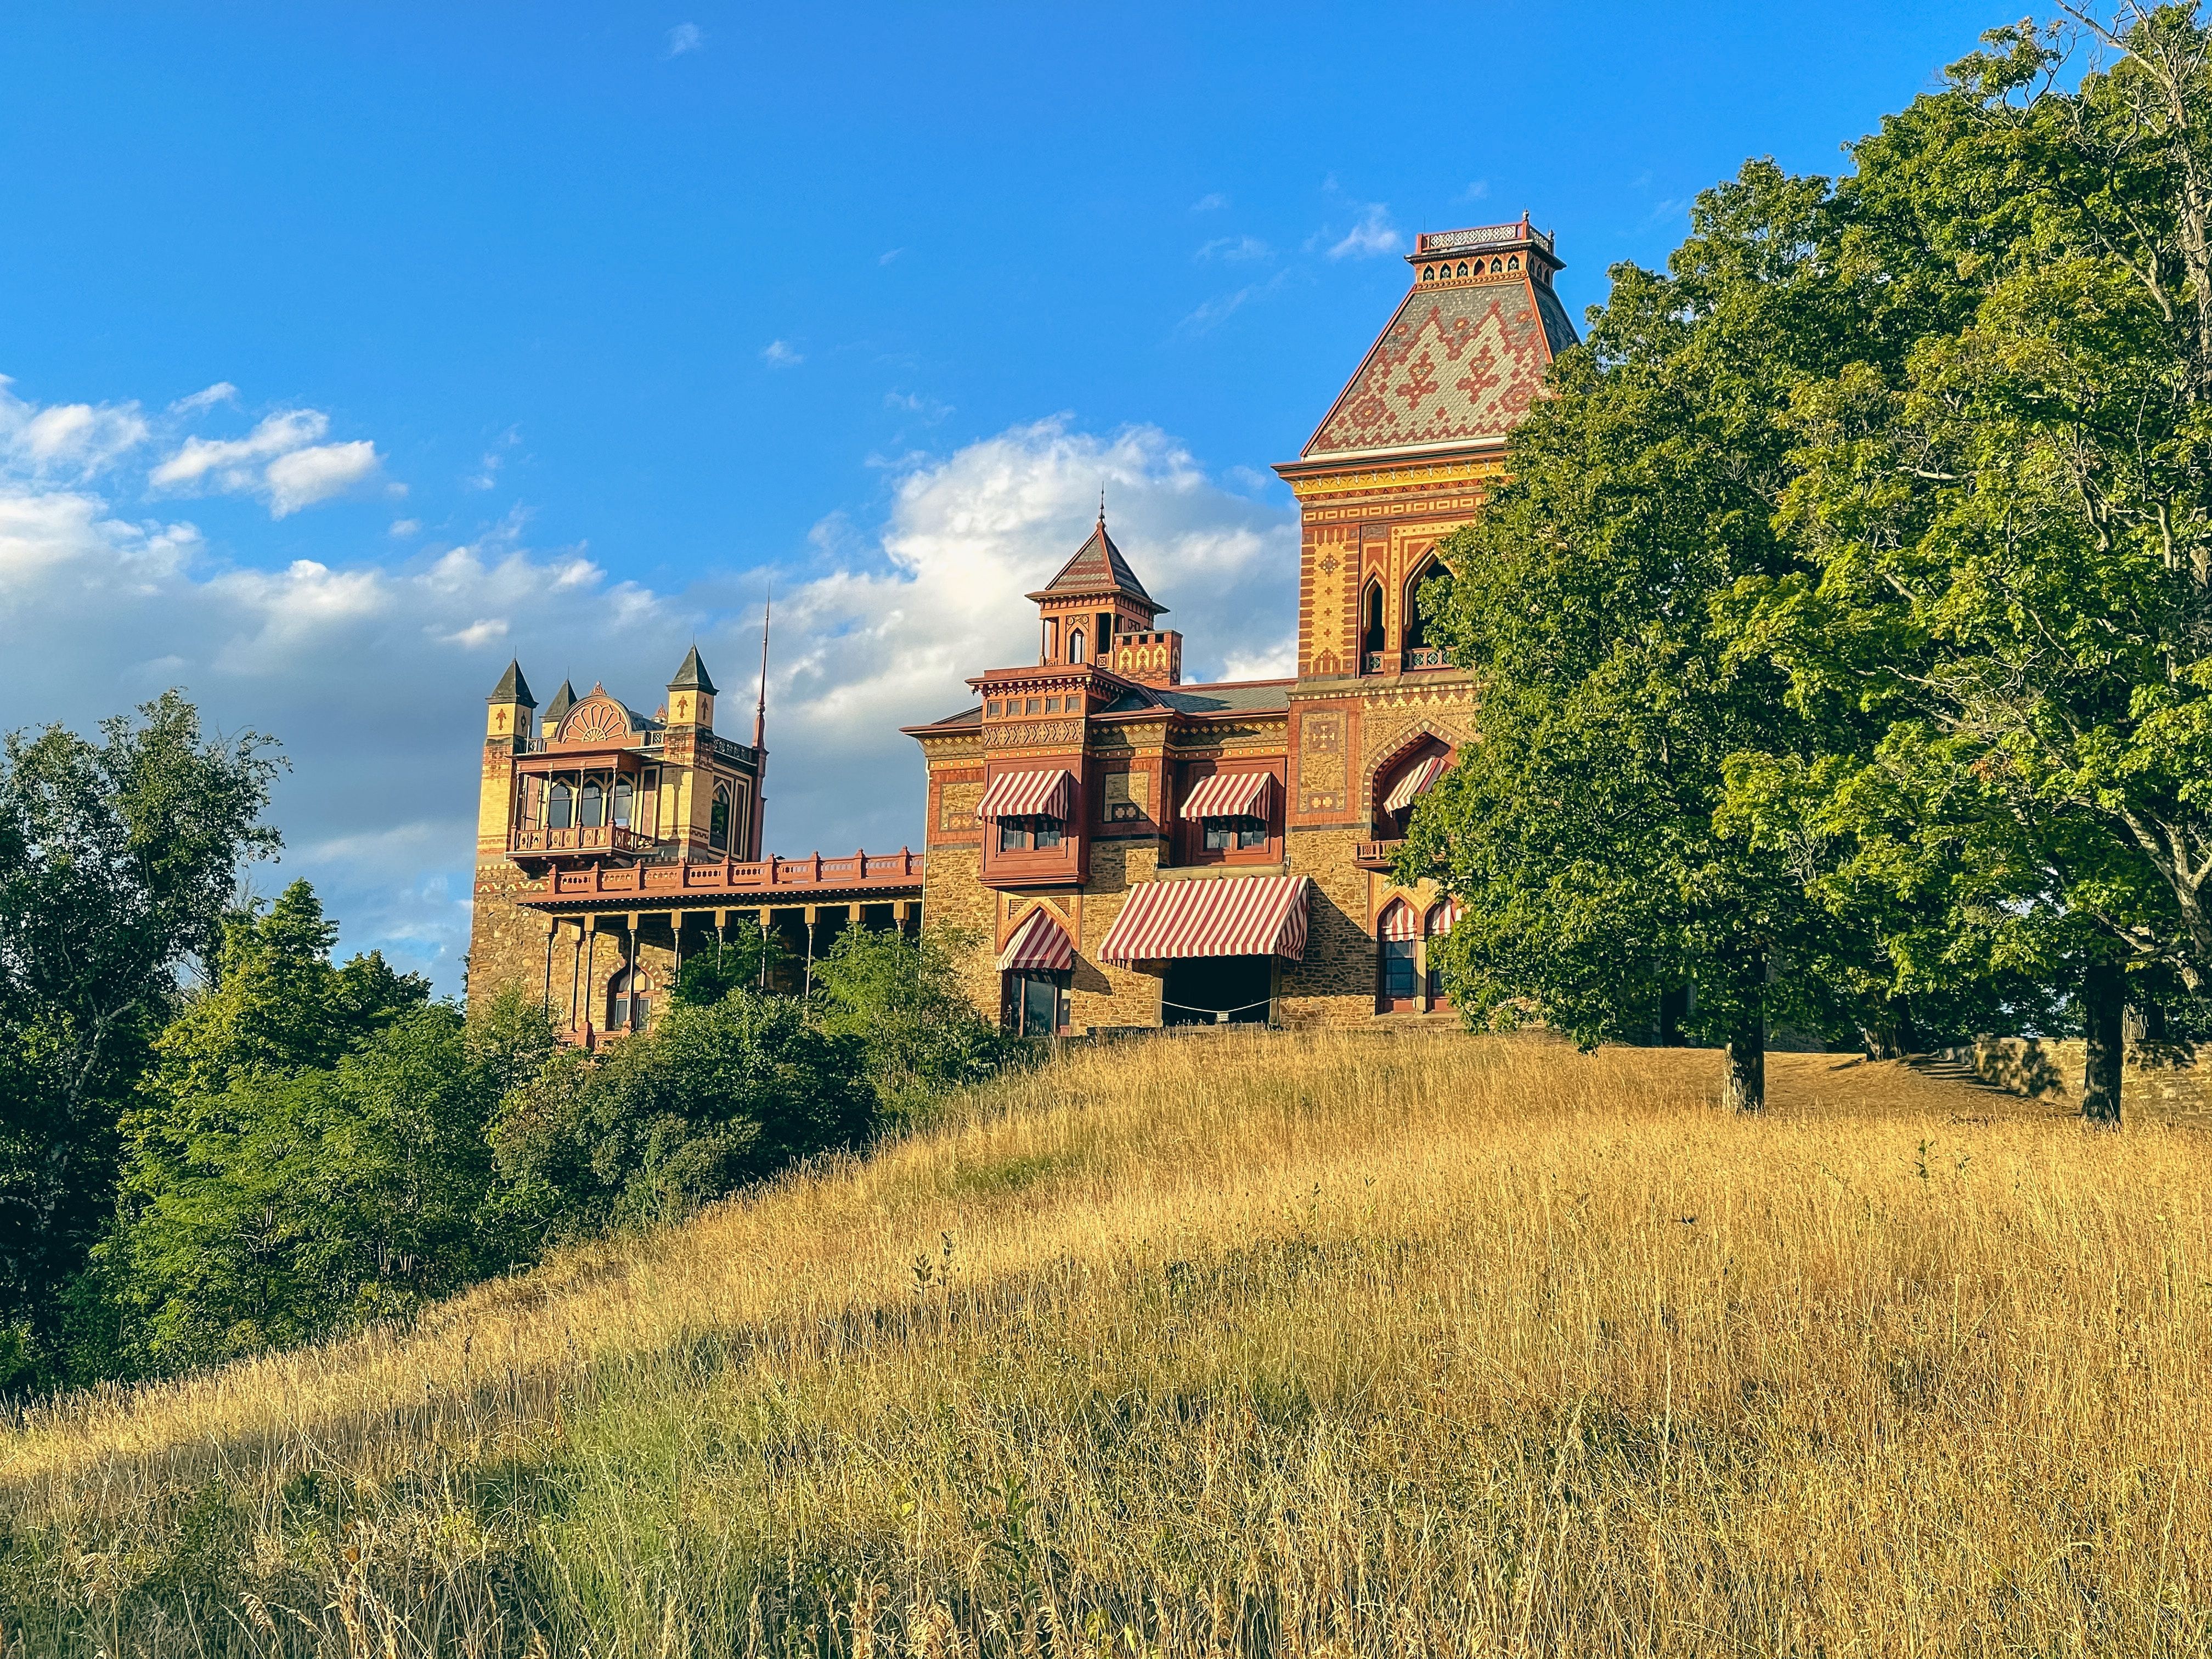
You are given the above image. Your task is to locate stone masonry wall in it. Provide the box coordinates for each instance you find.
[1278,826,1376,1025]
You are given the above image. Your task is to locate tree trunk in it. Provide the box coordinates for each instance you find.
[1724,989,1765,1114]
[2081,960,2125,1128]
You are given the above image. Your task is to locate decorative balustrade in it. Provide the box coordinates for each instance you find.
[531,848,924,903]
[1402,647,1452,670]
[510,825,656,856]
[1415,223,1553,257]
[1362,651,1387,675]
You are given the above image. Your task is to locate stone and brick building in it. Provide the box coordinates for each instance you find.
[465,217,1573,1036]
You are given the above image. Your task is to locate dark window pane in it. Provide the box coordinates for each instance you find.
[1033,817,1063,848]
[1381,939,1418,997]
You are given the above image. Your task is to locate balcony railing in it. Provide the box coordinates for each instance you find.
[1354,839,1406,871]
[526,848,925,905]
[1402,647,1452,670]
[1415,222,1553,257]
[1362,651,1387,675]
[510,825,657,856]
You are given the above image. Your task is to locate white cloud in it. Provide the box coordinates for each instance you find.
[884,390,952,423]
[1177,270,1286,337]
[762,340,804,367]
[1326,203,1400,259]
[666,21,703,55]
[0,378,149,479]
[390,518,421,537]
[266,440,381,516]
[2,379,1294,994]
[170,381,239,414]
[151,407,384,516]
[1459,180,1491,204]
[878,247,905,265]
[1189,192,1229,213]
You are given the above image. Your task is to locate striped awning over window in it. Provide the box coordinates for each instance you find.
[1097,874,1310,965]
[1179,770,1274,821]
[1425,896,1462,936]
[996,907,1074,973]
[974,768,1075,822]
[1378,899,1419,941]
[1381,753,1451,815]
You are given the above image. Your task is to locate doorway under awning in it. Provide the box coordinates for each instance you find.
[1097,873,1311,965]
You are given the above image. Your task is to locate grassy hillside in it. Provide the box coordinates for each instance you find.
[3,1030,2209,1656]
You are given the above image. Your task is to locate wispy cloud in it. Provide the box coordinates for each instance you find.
[1458,179,1491,204]
[0,379,149,480]
[1176,271,1288,337]
[884,390,953,424]
[762,340,804,367]
[390,518,421,537]
[1189,192,1229,213]
[1197,234,1272,263]
[170,381,239,414]
[1325,202,1400,259]
[878,247,905,266]
[665,22,703,56]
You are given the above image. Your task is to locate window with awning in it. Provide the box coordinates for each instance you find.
[1098,874,1310,965]
[1381,753,1450,816]
[996,907,1074,972]
[974,768,1075,822]
[1178,770,1273,821]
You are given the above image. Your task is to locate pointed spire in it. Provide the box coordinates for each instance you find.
[1025,513,1165,614]
[543,679,577,726]
[667,644,718,696]
[753,588,771,750]
[487,657,535,706]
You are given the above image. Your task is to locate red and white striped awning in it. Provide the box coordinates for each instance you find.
[1378,899,1419,941]
[974,768,1075,822]
[1097,874,1310,965]
[996,906,1074,972]
[1179,770,1274,821]
[1425,896,1462,936]
[1381,753,1451,815]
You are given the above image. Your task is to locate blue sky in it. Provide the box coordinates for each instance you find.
[1,1,2015,989]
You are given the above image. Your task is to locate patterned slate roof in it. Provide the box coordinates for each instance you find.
[1025,515,1162,610]
[1098,680,1292,718]
[1302,270,1578,460]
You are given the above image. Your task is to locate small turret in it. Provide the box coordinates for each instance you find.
[1026,508,1178,680]
[485,658,535,742]
[666,645,716,731]
[540,679,577,741]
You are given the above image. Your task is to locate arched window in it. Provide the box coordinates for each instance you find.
[1456,261,1469,278]
[1421,264,1435,282]
[1508,254,1521,270]
[579,781,605,829]
[612,777,633,829]
[1424,899,1459,1006]
[1377,900,1419,1012]
[1361,580,1386,670]
[608,966,651,1031]
[1491,258,1503,273]
[1069,627,1086,665]
[1404,554,1452,664]
[709,785,731,854]
[548,781,573,830]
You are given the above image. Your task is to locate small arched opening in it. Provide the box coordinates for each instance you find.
[607,964,652,1032]
[1403,553,1452,668]
[709,785,731,854]
[1068,627,1086,665]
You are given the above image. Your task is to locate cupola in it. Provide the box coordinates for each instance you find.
[1025,509,1180,683]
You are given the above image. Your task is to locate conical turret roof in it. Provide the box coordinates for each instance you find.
[487,657,536,706]
[543,679,577,726]
[1025,512,1164,612]
[667,644,719,695]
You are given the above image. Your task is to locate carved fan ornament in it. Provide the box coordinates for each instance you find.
[561,696,630,744]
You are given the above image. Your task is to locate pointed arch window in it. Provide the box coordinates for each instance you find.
[1361,579,1386,673]
[1069,627,1086,665]
[1403,553,1452,668]
[709,784,731,854]
[548,781,573,830]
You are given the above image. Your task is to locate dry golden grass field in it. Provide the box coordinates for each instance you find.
[3,1029,2210,1657]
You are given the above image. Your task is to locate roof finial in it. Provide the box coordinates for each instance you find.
[1098,484,1106,526]
[753,585,771,751]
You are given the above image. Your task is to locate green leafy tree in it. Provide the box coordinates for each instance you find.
[489,991,873,1243]
[1723,7,2212,1121]
[0,692,278,1386]
[811,924,1019,1118]
[1401,165,1889,1111]
[669,915,782,1006]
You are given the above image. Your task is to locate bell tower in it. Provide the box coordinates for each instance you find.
[1026,508,1182,687]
